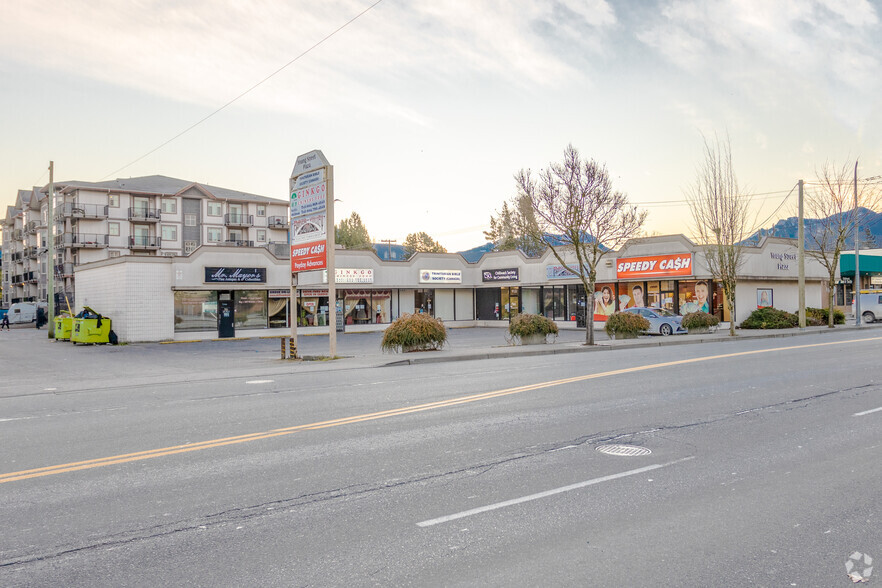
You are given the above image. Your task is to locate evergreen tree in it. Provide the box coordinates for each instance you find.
[335,212,373,250]
[403,232,447,256]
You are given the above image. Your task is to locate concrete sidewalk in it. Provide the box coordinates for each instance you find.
[1,321,879,399]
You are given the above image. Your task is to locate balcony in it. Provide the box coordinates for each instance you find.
[55,233,109,248]
[220,239,254,247]
[129,235,161,250]
[128,207,161,222]
[25,246,39,259]
[57,202,110,220]
[266,216,288,229]
[55,263,75,277]
[25,221,38,234]
[27,271,39,284]
[224,213,253,227]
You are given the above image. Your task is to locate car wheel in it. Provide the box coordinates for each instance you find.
[863,311,875,324]
[660,323,673,336]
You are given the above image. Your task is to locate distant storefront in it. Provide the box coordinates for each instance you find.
[74,235,830,342]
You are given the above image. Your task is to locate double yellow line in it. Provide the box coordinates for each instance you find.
[2,335,879,484]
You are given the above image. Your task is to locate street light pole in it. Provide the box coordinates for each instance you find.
[798,179,805,329]
[855,159,861,327]
[47,161,55,339]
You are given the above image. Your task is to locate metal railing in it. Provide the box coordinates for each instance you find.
[267,216,288,228]
[128,207,161,222]
[57,202,110,219]
[129,235,161,249]
[55,263,75,277]
[220,239,254,247]
[55,233,109,248]
[224,213,254,227]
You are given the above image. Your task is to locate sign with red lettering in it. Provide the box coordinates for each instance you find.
[291,240,327,272]
[616,253,693,279]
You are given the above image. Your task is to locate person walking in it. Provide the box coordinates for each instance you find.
[1,314,10,330]
[35,307,46,329]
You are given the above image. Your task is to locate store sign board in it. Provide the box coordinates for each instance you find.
[290,183,327,218]
[291,241,327,272]
[291,212,327,245]
[482,268,519,282]
[292,169,324,190]
[871,276,882,285]
[322,268,374,284]
[204,267,266,283]
[419,269,462,284]
[269,289,289,298]
[616,253,692,279]
[546,265,578,280]
[291,150,330,177]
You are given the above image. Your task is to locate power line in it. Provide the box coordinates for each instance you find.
[747,182,799,236]
[102,0,386,180]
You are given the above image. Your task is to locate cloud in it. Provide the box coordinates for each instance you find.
[636,0,882,128]
[0,0,617,123]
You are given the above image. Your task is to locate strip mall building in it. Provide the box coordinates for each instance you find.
[74,234,828,342]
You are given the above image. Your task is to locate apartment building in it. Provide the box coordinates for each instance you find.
[1,175,289,309]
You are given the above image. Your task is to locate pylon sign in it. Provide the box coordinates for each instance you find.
[290,150,331,272]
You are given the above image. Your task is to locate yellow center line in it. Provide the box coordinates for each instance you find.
[2,335,880,484]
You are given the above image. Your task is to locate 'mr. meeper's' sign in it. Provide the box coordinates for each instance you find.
[616,253,692,279]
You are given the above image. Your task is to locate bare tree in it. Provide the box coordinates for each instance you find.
[517,144,647,345]
[686,134,749,336]
[805,160,882,327]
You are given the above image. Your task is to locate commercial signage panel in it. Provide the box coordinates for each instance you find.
[204,267,267,283]
[419,269,462,284]
[291,241,327,272]
[616,253,692,279]
[482,268,519,282]
[546,265,578,280]
[292,169,324,190]
[323,268,374,284]
[268,289,290,298]
[291,213,327,245]
[290,182,327,218]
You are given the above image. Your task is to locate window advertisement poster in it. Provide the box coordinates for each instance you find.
[419,270,462,284]
[757,288,773,309]
[482,268,519,282]
[616,253,692,279]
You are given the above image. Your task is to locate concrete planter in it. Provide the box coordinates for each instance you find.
[520,333,547,345]
[687,327,710,334]
[609,331,640,340]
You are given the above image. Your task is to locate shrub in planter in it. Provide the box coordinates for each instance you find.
[381,313,447,353]
[604,311,650,339]
[507,313,559,345]
[740,307,798,329]
[806,306,845,325]
[681,311,720,333]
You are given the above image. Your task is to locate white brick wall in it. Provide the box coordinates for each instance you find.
[75,259,174,342]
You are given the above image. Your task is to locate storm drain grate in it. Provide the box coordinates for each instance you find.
[595,444,652,457]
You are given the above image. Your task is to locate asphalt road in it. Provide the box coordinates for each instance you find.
[1,330,880,586]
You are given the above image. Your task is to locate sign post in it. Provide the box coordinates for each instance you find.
[289,150,335,359]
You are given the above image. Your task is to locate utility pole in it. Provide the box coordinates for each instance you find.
[47,161,55,339]
[855,159,861,327]
[797,179,805,329]
[380,239,396,260]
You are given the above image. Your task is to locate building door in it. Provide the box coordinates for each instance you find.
[133,225,150,248]
[501,287,519,320]
[218,293,235,338]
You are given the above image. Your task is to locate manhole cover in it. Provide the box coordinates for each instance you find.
[595,444,652,457]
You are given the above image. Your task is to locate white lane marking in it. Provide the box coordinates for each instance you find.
[245,380,274,384]
[853,406,882,416]
[44,388,57,391]
[417,456,695,528]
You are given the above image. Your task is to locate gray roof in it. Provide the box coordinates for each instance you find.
[50,175,285,204]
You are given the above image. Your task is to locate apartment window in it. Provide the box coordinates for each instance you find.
[162,198,177,213]
[257,230,266,242]
[257,205,266,217]
[207,228,222,242]
[109,250,121,258]
[184,240,198,254]
[184,213,197,227]
[162,225,177,241]
[207,202,222,216]
[109,194,120,207]
[108,222,120,236]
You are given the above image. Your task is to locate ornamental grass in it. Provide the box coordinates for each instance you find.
[381,313,447,353]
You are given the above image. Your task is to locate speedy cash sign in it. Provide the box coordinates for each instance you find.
[616,253,693,279]
[291,241,327,272]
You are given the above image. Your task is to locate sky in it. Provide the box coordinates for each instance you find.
[2,0,881,252]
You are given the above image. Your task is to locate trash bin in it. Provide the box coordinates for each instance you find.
[71,307,112,344]
[54,316,73,340]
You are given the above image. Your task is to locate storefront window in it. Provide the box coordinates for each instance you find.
[618,282,647,308]
[678,280,711,314]
[268,297,288,328]
[234,290,267,329]
[501,287,519,320]
[415,289,434,316]
[174,291,217,332]
[592,283,616,320]
[371,290,391,323]
[476,289,500,320]
[343,290,372,324]
[544,286,566,320]
[659,280,676,311]
[521,287,541,315]
[298,292,328,326]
